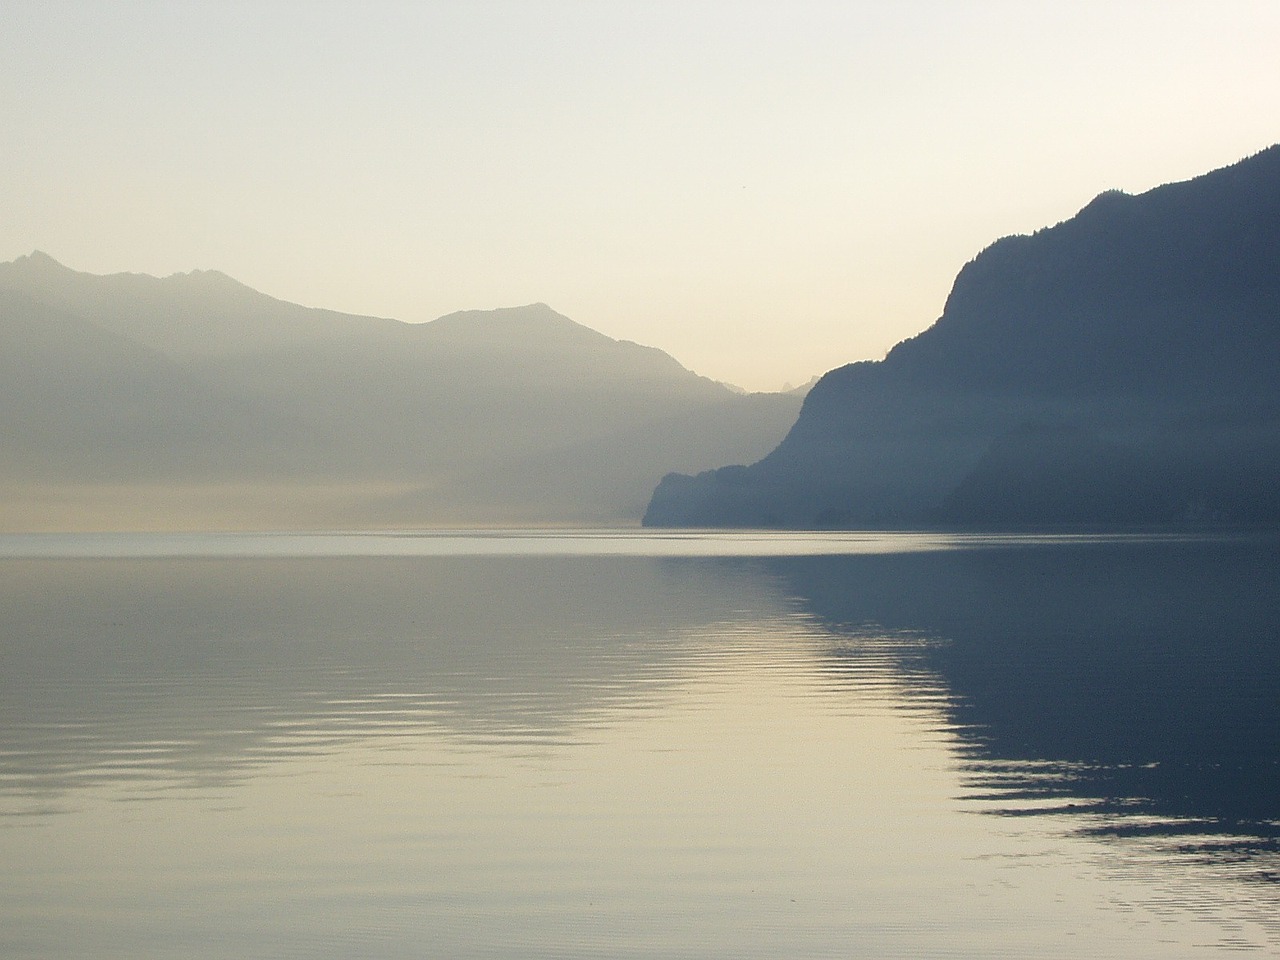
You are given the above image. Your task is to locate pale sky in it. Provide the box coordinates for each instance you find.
[4,1,1278,391]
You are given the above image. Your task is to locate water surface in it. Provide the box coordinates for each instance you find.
[2,530,1276,957]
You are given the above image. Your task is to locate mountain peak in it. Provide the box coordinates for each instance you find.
[1076,187,1132,217]
[9,250,69,274]
[427,303,602,342]
[159,266,251,292]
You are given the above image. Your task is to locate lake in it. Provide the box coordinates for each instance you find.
[2,530,1277,958]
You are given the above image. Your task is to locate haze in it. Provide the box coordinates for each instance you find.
[4,1,1279,390]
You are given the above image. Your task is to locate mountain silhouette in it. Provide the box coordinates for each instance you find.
[0,255,800,529]
[644,145,1280,527]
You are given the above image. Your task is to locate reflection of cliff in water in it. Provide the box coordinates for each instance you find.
[767,535,1280,858]
[6,534,1278,865]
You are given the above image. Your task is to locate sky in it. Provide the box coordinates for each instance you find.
[4,1,1279,391]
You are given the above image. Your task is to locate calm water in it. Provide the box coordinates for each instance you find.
[1,530,1277,958]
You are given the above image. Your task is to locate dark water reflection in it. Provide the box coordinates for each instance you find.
[767,536,1280,868]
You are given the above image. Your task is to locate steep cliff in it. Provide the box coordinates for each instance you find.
[645,146,1280,527]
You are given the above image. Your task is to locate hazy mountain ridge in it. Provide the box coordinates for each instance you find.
[0,250,404,356]
[0,255,801,529]
[644,145,1280,527]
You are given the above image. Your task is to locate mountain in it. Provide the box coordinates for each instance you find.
[0,255,801,530]
[0,250,404,355]
[644,145,1280,528]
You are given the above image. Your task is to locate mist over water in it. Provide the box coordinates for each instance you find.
[1,531,1276,957]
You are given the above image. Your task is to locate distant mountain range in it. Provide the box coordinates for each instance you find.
[645,145,1280,527]
[0,254,801,530]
